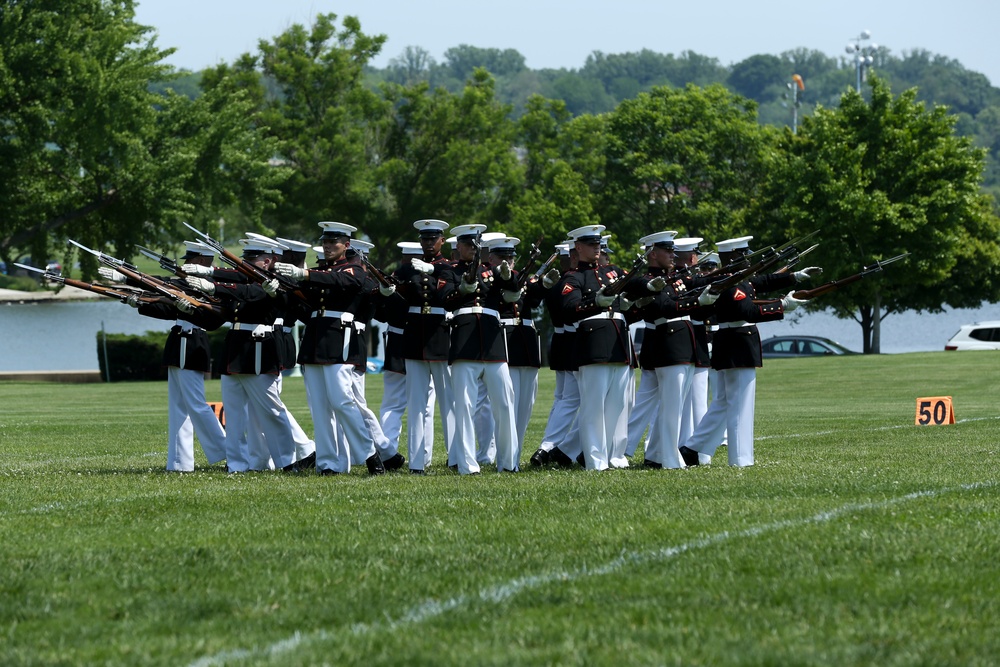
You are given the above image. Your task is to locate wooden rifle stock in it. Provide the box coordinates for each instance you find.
[604,252,650,297]
[519,251,559,290]
[361,255,401,289]
[791,252,908,300]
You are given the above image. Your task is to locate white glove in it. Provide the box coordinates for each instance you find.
[646,276,667,292]
[459,280,477,295]
[499,262,512,281]
[594,287,615,308]
[182,263,214,276]
[542,268,560,289]
[782,290,807,312]
[411,258,434,275]
[502,289,522,303]
[98,267,126,283]
[125,294,140,308]
[175,298,195,314]
[618,296,633,311]
[633,296,655,308]
[794,266,822,281]
[379,284,396,297]
[274,262,307,281]
[186,275,215,295]
[698,289,720,306]
[261,278,279,297]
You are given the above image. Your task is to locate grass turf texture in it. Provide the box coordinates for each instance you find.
[1,352,998,666]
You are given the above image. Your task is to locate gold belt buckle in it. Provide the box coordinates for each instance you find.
[421,306,432,315]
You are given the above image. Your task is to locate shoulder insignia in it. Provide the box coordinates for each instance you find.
[733,288,747,301]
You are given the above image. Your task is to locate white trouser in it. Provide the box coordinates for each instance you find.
[382,370,436,467]
[473,379,496,465]
[166,366,226,471]
[221,373,296,471]
[404,359,454,472]
[508,366,538,454]
[625,369,658,458]
[302,363,377,473]
[278,374,315,462]
[682,367,756,466]
[539,370,581,454]
[680,366,709,445]
[451,360,519,472]
[645,365,693,469]
[350,367,397,460]
[577,364,632,471]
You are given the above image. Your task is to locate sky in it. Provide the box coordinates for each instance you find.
[132,0,1000,87]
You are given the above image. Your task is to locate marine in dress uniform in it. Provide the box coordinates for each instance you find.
[627,232,717,469]
[442,224,521,474]
[675,240,715,465]
[272,222,386,475]
[375,242,436,468]
[391,219,457,474]
[679,235,817,467]
[185,236,300,472]
[531,243,584,467]
[559,225,647,470]
[110,240,228,471]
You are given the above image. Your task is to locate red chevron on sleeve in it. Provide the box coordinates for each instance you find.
[561,283,575,295]
[733,288,747,301]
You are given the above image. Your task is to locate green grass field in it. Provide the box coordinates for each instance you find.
[2,352,999,666]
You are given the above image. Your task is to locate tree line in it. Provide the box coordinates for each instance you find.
[2,3,998,352]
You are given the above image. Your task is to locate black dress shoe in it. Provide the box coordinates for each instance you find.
[641,459,663,469]
[679,446,700,467]
[366,453,386,475]
[529,448,549,466]
[319,468,341,476]
[383,452,406,471]
[548,448,575,468]
[575,452,586,467]
[297,452,316,469]
[409,468,426,475]
[448,464,458,472]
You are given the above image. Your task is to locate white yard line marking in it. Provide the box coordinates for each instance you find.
[188,481,994,667]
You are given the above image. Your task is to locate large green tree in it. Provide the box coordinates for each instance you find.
[0,0,287,274]
[758,76,1000,353]
[598,84,772,247]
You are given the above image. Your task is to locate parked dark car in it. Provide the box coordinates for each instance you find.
[761,335,857,358]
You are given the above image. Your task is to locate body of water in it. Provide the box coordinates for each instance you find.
[2,299,1000,372]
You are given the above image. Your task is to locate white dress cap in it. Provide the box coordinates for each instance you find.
[672,237,704,253]
[397,241,423,256]
[183,240,216,257]
[716,236,753,253]
[450,224,488,240]
[638,231,678,248]
[487,236,520,254]
[318,221,357,238]
[567,224,607,243]
[350,239,374,254]
[239,236,286,254]
[245,232,288,250]
[276,237,313,253]
[413,219,450,236]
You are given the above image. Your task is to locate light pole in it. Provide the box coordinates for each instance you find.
[846,30,877,93]
[784,74,804,133]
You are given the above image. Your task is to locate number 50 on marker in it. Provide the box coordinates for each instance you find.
[915,396,956,425]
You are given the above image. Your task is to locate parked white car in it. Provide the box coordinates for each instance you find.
[944,321,1000,350]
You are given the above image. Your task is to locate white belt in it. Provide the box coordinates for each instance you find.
[282,327,292,333]
[233,323,274,333]
[386,325,405,335]
[175,319,201,332]
[453,306,500,319]
[311,310,353,321]
[718,320,749,329]
[273,317,284,326]
[408,306,447,316]
[580,312,625,323]
[653,315,690,325]
[554,324,578,334]
[500,318,534,327]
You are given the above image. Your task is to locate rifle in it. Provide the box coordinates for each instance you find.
[463,233,483,284]
[774,243,819,274]
[360,254,401,289]
[519,251,559,290]
[792,252,909,300]
[13,263,160,304]
[512,236,544,289]
[136,245,187,279]
[69,240,217,311]
[603,249,652,297]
